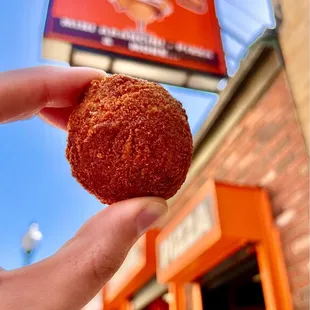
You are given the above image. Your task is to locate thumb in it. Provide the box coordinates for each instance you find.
[1,197,167,310]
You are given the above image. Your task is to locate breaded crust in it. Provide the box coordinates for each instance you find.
[66,74,193,205]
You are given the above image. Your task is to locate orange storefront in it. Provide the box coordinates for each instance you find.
[156,180,292,310]
[101,41,309,309]
[102,181,293,310]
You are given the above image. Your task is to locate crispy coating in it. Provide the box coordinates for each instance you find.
[66,74,193,205]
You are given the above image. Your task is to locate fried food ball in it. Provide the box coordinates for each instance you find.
[66,74,193,205]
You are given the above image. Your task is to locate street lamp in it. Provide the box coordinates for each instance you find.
[21,222,43,266]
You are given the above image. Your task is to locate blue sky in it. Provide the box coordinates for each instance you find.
[0,0,274,270]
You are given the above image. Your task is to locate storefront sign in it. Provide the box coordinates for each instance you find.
[44,0,226,76]
[159,196,214,270]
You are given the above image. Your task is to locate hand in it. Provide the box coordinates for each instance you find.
[0,66,167,310]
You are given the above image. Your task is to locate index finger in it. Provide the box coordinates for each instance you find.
[0,66,106,126]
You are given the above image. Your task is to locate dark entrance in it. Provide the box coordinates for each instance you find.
[199,245,265,310]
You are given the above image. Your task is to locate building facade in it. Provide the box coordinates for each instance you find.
[161,49,309,309]
[102,1,309,307]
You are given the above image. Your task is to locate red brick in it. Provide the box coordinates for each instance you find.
[262,121,295,147]
[203,167,210,176]
[223,152,239,169]
[261,136,287,160]
[289,125,307,146]
[283,244,309,268]
[281,215,310,244]
[266,136,291,161]
[227,156,258,181]
[243,162,270,184]
[204,166,216,177]
[243,174,264,186]
[205,170,216,178]
[262,85,289,105]
[281,173,309,197]
[235,168,253,183]
[254,122,285,144]
[298,162,309,176]
[267,170,299,194]
[260,170,277,186]
[269,176,309,208]
[266,101,292,118]
[261,75,294,110]
[288,257,309,272]
[221,126,244,147]
[284,193,309,212]
[269,104,295,123]
[290,234,309,257]
[289,272,309,291]
[285,189,310,209]
[292,285,309,308]
[237,153,256,170]
[215,167,230,180]
[272,197,291,215]
[272,205,284,218]
[286,154,309,175]
[295,307,310,310]
[211,144,231,161]
[276,152,296,172]
[276,209,297,227]
[242,108,266,130]
[237,142,260,162]
[235,175,247,184]
[269,141,303,171]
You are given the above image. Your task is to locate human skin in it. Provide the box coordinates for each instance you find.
[0,66,167,310]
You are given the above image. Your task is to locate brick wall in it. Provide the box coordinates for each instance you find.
[175,71,309,309]
[275,0,309,149]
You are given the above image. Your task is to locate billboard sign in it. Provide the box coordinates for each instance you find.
[44,0,226,76]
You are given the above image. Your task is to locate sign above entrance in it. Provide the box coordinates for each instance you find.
[157,181,293,310]
[156,180,224,282]
[43,0,226,77]
[159,195,214,270]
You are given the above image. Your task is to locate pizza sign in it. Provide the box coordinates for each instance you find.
[44,0,226,76]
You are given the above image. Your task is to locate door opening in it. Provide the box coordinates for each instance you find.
[198,245,265,310]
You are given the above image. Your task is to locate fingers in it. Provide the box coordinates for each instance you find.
[0,197,167,310]
[51,197,167,309]
[38,106,74,131]
[0,66,106,125]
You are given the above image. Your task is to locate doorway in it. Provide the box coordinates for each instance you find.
[199,245,265,310]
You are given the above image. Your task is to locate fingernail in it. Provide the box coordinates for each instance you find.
[136,202,167,235]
